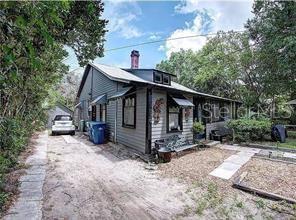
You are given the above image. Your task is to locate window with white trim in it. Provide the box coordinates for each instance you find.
[122,94,136,128]
[167,96,183,132]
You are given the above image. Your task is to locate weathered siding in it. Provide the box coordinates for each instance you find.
[151,89,193,148]
[116,87,147,153]
[78,67,118,139]
[78,67,147,152]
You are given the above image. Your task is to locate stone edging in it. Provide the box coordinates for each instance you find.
[239,143,296,153]
[4,131,48,220]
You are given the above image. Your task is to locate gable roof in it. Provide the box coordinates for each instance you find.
[77,63,241,103]
[55,102,73,114]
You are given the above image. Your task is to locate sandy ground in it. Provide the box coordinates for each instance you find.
[158,148,296,219]
[41,134,296,219]
[42,135,194,220]
[240,158,296,200]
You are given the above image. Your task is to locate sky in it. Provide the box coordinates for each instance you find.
[64,0,254,71]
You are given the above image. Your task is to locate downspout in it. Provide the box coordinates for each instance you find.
[145,87,152,154]
[114,83,118,143]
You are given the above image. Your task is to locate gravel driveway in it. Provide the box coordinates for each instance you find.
[42,135,192,220]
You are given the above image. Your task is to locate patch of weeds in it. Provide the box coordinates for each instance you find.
[177,204,192,218]
[262,212,273,220]
[255,199,265,209]
[0,192,9,211]
[236,201,244,208]
[192,180,203,188]
[217,206,231,220]
[195,182,224,216]
[269,201,296,216]
[196,200,207,215]
[246,214,254,220]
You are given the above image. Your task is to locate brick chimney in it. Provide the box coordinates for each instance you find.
[131,50,140,69]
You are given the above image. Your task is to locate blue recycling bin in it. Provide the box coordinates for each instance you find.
[87,122,94,142]
[91,122,106,144]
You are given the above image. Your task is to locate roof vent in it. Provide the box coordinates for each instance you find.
[131,50,139,69]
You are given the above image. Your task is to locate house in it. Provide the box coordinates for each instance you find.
[74,50,241,154]
[47,102,73,128]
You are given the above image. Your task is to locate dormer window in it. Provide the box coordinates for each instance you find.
[154,72,162,83]
[163,74,170,85]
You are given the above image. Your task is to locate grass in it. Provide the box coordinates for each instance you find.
[277,138,296,149]
[252,131,296,149]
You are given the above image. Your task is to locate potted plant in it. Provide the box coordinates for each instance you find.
[192,121,205,141]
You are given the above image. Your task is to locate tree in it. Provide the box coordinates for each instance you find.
[157,31,259,106]
[0,1,107,119]
[245,1,296,99]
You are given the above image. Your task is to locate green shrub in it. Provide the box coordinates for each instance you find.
[192,121,205,133]
[0,116,45,211]
[227,118,272,142]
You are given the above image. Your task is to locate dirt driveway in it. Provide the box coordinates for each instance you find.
[42,135,193,220]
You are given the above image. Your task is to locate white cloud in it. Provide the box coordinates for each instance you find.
[149,34,161,40]
[103,1,143,39]
[164,13,209,57]
[158,45,165,51]
[162,0,253,57]
[175,0,200,14]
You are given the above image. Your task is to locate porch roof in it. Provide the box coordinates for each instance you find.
[170,95,194,107]
[90,94,107,105]
[108,87,133,101]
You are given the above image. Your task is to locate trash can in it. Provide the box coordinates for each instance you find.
[157,146,172,163]
[79,120,85,132]
[87,122,94,142]
[91,122,106,144]
[93,127,105,144]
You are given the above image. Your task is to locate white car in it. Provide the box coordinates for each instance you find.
[51,115,75,136]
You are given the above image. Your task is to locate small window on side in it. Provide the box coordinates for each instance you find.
[163,75,170,85]
[154,72,163,83]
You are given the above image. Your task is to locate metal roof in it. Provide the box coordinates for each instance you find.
[108,87,134,100]
[90,94,107,105]
[77,63,241,103]
[170,96,195,107]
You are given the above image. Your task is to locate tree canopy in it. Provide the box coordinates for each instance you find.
[157,1,296,108]
[0,1,107,120]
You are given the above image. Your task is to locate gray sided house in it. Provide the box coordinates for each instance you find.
[75,51,240,154]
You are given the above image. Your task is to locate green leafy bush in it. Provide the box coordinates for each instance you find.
[0,117,45,211]
[227,119,272,142]
[192,121,205,134]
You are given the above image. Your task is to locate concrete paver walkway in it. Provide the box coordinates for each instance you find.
[211,144,296,180]
[210,145,260,180]
[4,131,48,220]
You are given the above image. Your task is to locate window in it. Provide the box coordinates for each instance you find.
[54,115,72,121]
[163,74,170,85]
[154,72,163,83]
[122,94,136,128]
[167,97,183,132]
[211,102,220,122]
[91,105,96,121]
[100,104,106,122]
